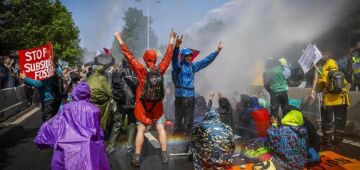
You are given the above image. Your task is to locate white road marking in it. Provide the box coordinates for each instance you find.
[144,132,160,148]
[317,131,360,148]
[10,107,40,125]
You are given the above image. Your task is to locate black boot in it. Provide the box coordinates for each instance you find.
[126,123,136,154]
[132,153,141,167]
[333,130,344,145]
[106,113,123,153]
[322,131,332,145]
[161,151,169,164]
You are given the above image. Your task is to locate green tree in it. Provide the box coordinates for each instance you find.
[112,7,158,60]
[50,0,82,65]
[0,0,82,65]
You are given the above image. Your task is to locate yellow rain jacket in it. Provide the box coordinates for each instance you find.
[316,59,350,106]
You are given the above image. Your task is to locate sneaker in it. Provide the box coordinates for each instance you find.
[131,153,141,167]
[161,151,169,164]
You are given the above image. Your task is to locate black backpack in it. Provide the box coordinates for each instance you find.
[140,67,164,102]
[328,70,345,94]
[112,68,137,104]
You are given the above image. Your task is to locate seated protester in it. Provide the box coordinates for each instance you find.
[34,82,110,170]
[236,94,253,138]
[235,94,252,125]
[237,95,270,139]
[193,92,209,127]
[208,92,234,130]
[284,105,320,166]
[244,97,270,137]
[304,117,321,165]
[190,108,235,170]
[267,108,308,170]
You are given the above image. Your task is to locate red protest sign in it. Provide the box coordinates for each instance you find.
[18,42,55,80]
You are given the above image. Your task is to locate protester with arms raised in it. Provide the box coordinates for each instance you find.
[114,29,176,167]
[172,36,223,134]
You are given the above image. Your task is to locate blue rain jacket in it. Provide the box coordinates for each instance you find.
[172,47,218,97]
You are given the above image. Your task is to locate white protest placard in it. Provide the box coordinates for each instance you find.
[298,43,323,73]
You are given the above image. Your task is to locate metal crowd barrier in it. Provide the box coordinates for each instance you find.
[0,85,30,122]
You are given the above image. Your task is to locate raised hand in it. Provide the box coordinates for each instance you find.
[217,91,223,98]
[310,89,316,99]
[175,35,183,48]
[169,28,177,43]
[271,116,278,125]
[114,31,124,44]
[217,41,224,53]
[209,91,215,100]
[19,71,26,79]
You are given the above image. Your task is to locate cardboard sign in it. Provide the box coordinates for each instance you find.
[298,43,323,74]
[18,42,54,80]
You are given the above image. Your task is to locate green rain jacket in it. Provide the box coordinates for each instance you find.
[87,65,112,130]
[264,66,288,93]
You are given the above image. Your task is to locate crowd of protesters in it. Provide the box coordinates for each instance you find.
[4,29,358,169]
[0,54,20,89]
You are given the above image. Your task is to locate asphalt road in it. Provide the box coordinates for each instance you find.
[1,108,360,170]
[0,108,193,170]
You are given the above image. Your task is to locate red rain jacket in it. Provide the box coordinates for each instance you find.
[251,108,270,137]
[119,43,173,124]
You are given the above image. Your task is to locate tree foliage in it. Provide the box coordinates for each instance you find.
[112,7,158,60]
[0,0,82,65]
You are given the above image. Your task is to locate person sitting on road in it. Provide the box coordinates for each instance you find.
[241,96,270,138]
[267,107,308,170]
[191,108,235,170]
[193,91,210,127]
[208,92,234,130]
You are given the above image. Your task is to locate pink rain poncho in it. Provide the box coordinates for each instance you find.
[34,82,110,170]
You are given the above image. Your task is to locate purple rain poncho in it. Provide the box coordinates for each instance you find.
[34,82,110,170]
